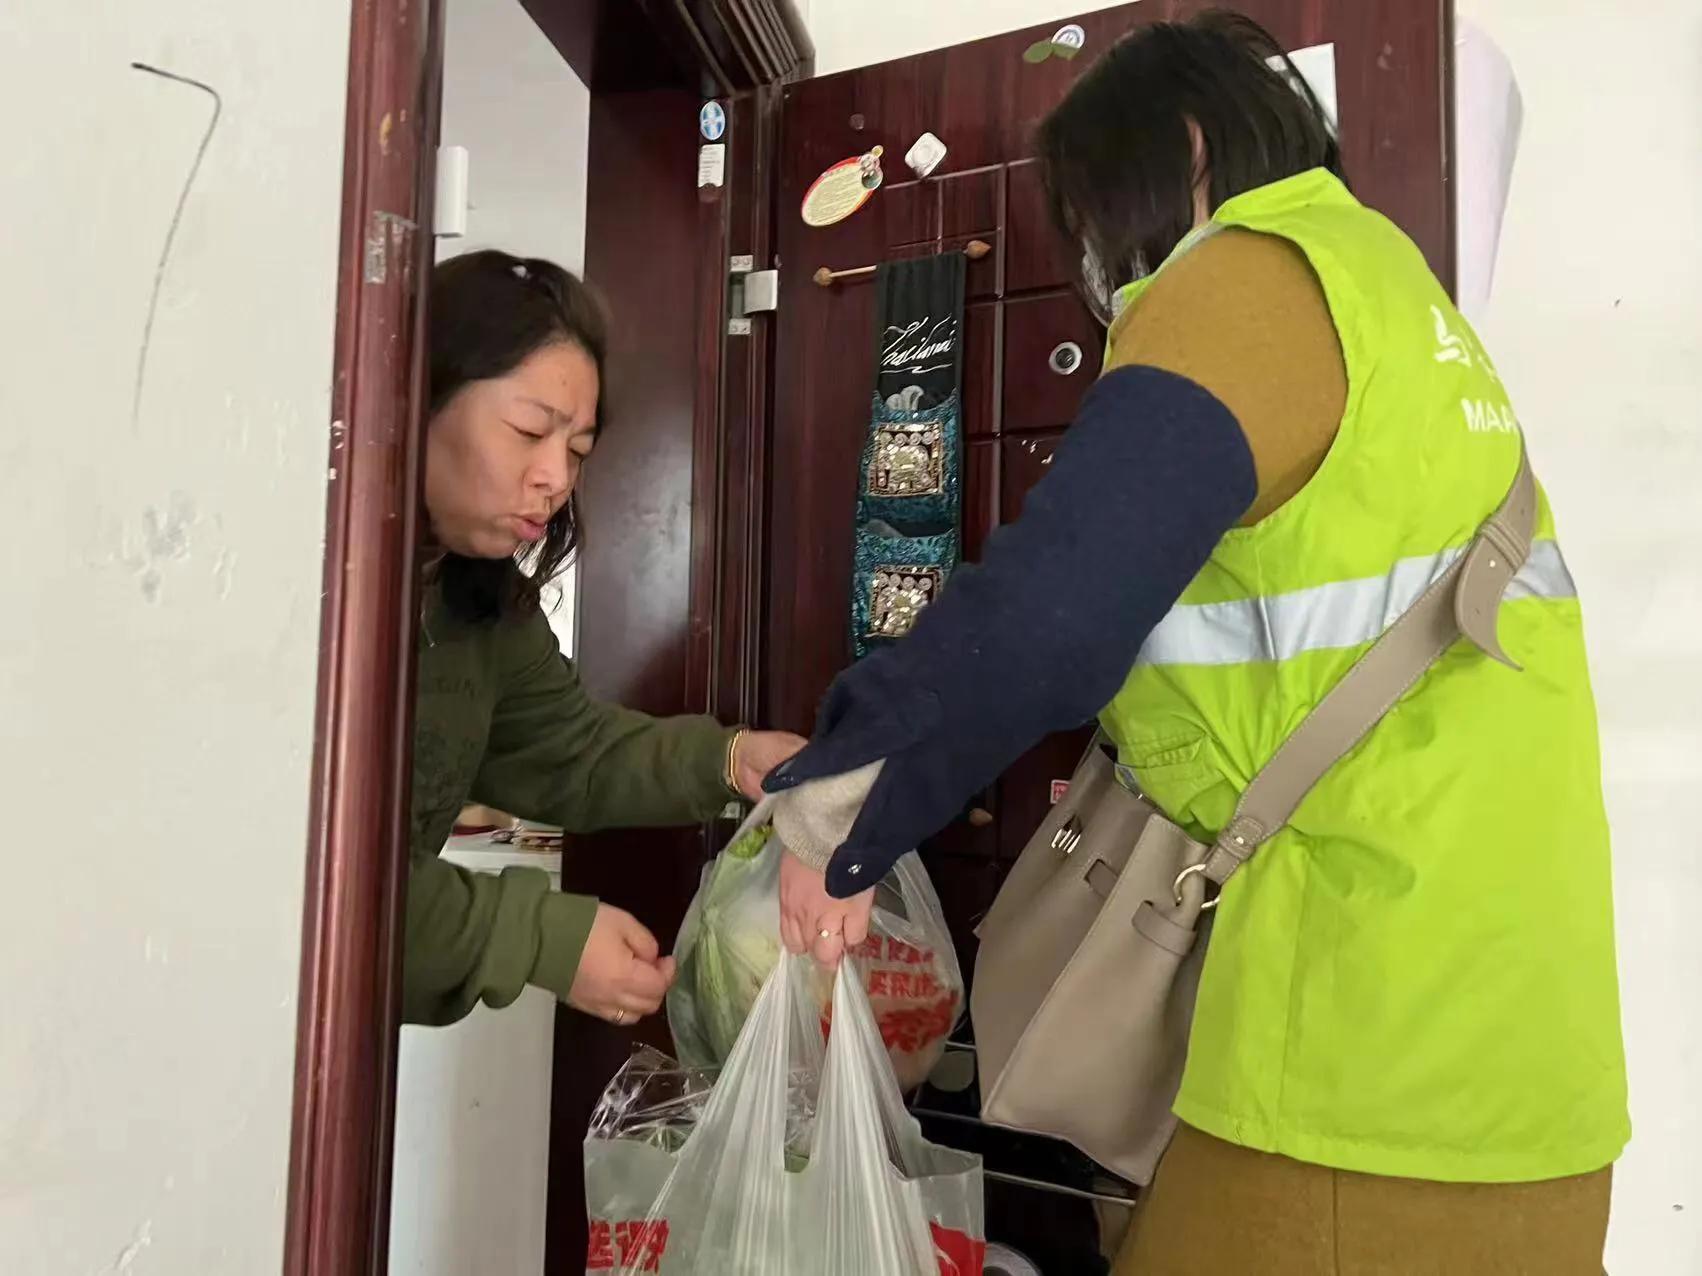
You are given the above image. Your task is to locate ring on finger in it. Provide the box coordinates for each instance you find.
[611,1008,627,1026]
[818,927,839,941]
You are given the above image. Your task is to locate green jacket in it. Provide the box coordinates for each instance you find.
[406,583,735,1025]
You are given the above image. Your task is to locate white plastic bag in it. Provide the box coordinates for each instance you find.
[669,798,965,1093]
[585,952,986,1275]
[584,1045,817,1168]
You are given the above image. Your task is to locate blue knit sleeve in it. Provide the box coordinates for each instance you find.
[764,364,1257,898]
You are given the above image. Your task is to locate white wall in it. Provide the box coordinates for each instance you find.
[1462,2,1702,1269]
[437,0,591,654]
[807,0,1124,75]
[805,0,1702,1268]
[0,1,346,1272]
[439,0,590,273]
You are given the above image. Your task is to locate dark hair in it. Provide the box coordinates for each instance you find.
[428,249,609,621]
[1036,10,1344,308]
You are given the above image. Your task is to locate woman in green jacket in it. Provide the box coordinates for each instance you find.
[405,249,801,1028]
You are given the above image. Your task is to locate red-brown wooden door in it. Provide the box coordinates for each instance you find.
[762,1,1454,987]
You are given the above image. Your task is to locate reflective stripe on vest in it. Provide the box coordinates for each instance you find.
[1136,539,1575,668]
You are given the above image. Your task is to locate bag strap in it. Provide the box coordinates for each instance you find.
[1196,446,1539,887]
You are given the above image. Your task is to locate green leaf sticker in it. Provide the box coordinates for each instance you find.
[1053,42,1081,61]
[1023,39,1055,64]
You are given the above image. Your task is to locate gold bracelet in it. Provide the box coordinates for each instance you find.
[724,727,748,796]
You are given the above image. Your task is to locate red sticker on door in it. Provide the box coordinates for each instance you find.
[1049,779,1070,805]
[801,147,882,226]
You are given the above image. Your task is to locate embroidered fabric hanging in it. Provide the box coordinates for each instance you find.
[851,252,967,659]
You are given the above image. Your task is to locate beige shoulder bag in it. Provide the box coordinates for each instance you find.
[971,449,1538,1184]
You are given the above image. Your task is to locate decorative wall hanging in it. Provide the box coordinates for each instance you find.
[850,251,966,659]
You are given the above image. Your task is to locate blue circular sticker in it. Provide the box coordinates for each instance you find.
[699,101,726,142]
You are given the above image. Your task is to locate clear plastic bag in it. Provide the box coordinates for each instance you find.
[669,798,965,1094]
[587,1046,819,1169]
[585,952,986,1275]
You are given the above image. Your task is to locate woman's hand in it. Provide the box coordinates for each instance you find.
[735,728,875,965]
[731,729,808,802]
[567,904,676,1025]
[779,849,876,968]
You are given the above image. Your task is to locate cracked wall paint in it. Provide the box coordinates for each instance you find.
[108,1220,153,1274]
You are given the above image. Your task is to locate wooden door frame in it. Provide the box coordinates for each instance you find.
[281,2,807,1273]
[281,0,443,1270]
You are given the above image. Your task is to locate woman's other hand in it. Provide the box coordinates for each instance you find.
[731,729,808,802]
[567,904,676,1025]
[778,848,876,968]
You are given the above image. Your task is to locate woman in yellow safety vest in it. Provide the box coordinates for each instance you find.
[763,13,1626,1273]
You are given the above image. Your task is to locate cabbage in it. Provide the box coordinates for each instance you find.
[668,821,964,1093]
[669,824,786,1071]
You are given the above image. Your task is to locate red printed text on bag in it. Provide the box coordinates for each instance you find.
[586,1218,670,1272]
[931,1222,987,1275]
